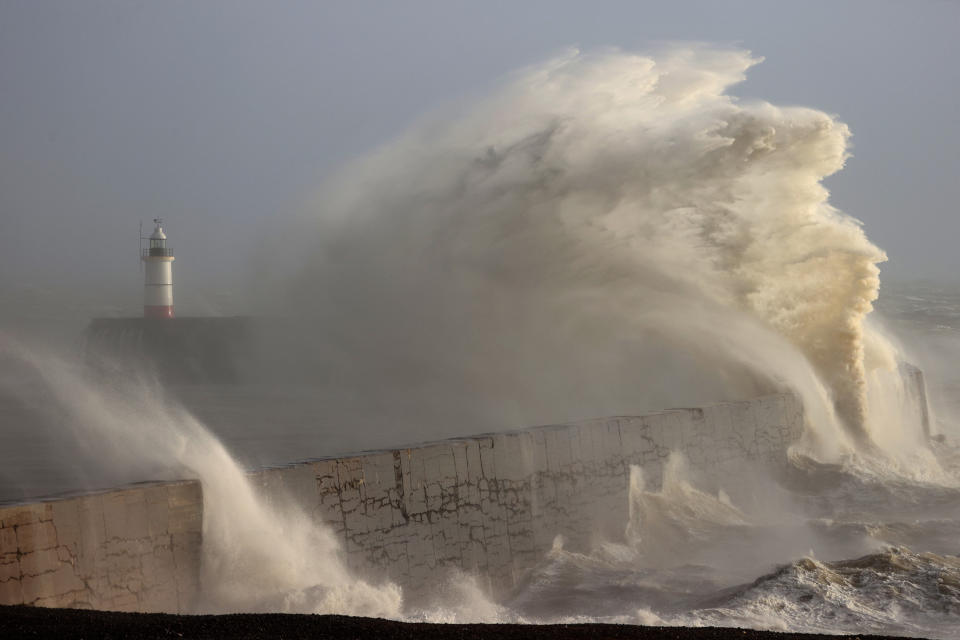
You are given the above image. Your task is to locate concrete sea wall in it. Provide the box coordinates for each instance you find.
[0,392,807,613]
[310,393,804,598]
[0,481,201,611]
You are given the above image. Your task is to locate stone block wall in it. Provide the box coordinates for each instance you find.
[0,480,201,612]
[307,393,804,596]
[0,391,806,612]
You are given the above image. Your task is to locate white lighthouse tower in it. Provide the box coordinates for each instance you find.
[141,218,175,318]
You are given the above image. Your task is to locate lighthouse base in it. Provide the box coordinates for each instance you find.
[85,316,254,383]
[144,305,175,319]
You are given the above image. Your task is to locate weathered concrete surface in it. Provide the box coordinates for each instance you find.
[0,391,807,612]
[0,481,201,612]
[309,393,804,596]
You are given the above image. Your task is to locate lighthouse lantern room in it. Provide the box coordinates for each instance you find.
[141,218,175,318]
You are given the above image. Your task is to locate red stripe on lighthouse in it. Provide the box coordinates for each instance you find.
[144,305,175,319]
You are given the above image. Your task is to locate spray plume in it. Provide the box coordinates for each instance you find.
[0,338,402,616]
[262,46,894,456]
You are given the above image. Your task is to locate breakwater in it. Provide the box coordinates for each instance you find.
[84,317,257,383]
[0,363,934,613]
[1,389,816,612]
[0,481,201,610]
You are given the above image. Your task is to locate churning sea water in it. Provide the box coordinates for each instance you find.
[480,281,960,637]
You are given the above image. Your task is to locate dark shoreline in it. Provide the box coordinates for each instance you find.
[0,605,918,640]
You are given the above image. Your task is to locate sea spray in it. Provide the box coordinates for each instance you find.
[258,46,904,459]
[0,339,402,616]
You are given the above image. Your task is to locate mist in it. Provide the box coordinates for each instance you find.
[248,47,906,460]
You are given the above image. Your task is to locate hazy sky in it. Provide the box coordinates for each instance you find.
[1,0,958,301]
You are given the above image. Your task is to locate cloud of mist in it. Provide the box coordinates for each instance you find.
[254,46,899,458]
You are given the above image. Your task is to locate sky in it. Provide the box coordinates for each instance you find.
[1,0,958,309]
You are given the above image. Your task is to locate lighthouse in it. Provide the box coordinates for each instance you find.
[141,218,175,318]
